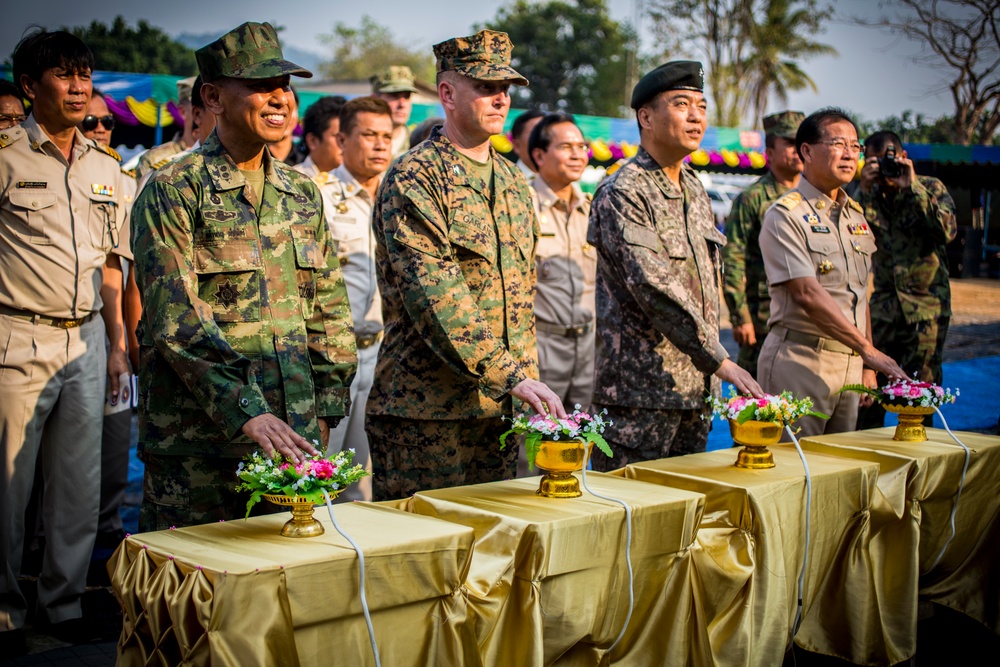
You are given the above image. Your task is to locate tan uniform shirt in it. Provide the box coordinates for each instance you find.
[532,176,595,326]
[760,177,876,336]
[0,116,130,318]
[329,164,382,337]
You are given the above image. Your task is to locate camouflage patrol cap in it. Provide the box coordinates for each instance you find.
[762,110,805,139]
[631,61,704,109]
[433,30,528,86]
[196,22,312,83]
[176,76,197,105]
[370,66,419,94]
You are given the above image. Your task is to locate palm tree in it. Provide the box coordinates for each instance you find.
[742,0,837,127]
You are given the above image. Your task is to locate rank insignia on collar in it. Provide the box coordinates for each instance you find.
[336,201,349,214]
[815,200,826,210]
[91,184,114,197]
[214,279,240,309]
[803,213,819,225]
[818,260,834,275]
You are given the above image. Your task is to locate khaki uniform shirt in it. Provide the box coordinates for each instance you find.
[587,147,728,410]
[0,116,130,318]
[136,135,187,179]
[760,177,876,336]
[371,127,539,420]
[532,176,595,327]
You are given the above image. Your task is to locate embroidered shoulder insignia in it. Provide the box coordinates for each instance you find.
[93,142,122,162]
[774,191,802,210]
[0,127,25,149]
[151,158,173,171]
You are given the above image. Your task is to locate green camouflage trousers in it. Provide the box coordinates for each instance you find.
[857,313,949,430]
[366,415,517,502]
[590,405,713,472]
[139,453,279,532]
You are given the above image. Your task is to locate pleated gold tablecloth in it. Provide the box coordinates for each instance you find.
[109,503,480,667]
[399,473,705,667]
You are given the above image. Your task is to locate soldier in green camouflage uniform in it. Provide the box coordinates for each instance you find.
[588,61,762,471]
[854,131,957,429]
[723,110,804,377]
[368,30,565,501]
[132,22,356,530]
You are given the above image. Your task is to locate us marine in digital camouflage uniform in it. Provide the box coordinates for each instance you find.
[368,30,565,501]
[132,22,356,531]
[723,110,804,378]
[854,130,957,429]
[588,61,762,471]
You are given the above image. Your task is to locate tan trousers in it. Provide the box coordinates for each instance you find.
[0,314,104,629]
[758,332,863,437]
[326,340,378,502]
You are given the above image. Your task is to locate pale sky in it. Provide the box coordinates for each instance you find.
[1,0,956,125]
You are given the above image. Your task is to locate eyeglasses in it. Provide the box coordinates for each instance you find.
[813,138,862,154]
[0,114,27,129]
[552,142,589,155]
[80,114,115,132]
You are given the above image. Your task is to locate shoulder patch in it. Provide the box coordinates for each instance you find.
[774,191,802,210]
[847,198,863,213]
[93,142,122,162]
[0,127,26,149]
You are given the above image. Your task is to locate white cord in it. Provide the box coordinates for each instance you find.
[579,449,635,655]
[927,407,972,571]
[784,425,812,646]
[322,490,381,667]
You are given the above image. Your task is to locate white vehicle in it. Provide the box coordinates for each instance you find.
[705,185,735,230]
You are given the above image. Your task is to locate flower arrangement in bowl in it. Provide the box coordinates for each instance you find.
[500,406,614,498]
[706,391,828,469]
[839,379,958,442]
[236,448,368,537]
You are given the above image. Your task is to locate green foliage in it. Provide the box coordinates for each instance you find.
[482,0,636,118]
[318,15,436,84]
[67,16,196,75]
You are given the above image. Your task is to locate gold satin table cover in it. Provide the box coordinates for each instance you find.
[109,503,480,667]
[800,427,1000,639]
[399,473,705,666]
[622,443,913,667]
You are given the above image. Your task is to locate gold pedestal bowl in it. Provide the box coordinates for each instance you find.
[534,439,592,498]
[731,420,782,469]
[884,404,935,442]
[262,493,336,538]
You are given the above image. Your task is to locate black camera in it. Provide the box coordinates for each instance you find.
[877,144,902,179]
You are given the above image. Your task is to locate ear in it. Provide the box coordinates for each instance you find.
[799,142,813,165]
[637,106,652,133]
[531,146,545,169]
[304,132,320,152]
[19,74,36,102]
[335,132,347,150]
[201,82,225,116]
[438,79,456,111]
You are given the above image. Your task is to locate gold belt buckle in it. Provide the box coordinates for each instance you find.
[56,317,81,329]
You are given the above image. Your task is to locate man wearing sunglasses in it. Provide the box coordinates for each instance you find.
[758,108,906,437]
[0,29,131,651]
[0,79,26,130]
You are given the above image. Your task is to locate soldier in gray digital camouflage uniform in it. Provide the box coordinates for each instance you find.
[723,110,804,378]
[368,29,565,501]
[854,130,957,429]
[588,61,762,471]
[131,22,356,531]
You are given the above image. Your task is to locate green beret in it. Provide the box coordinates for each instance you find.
[762,110,805,139]
[630,61,704,110]
[433,29,528,86]
[196,22,312,83]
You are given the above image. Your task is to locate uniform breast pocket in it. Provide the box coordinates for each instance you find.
[329,216,365,272]
[805,234,842,286]
[852,235,877,279]
[449,218,497,295]
[194,241,263,322]
[87,194,118,251]
[292,224,324,318]
[4,191,57,245]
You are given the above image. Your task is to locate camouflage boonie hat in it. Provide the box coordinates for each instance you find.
[762,110,805,139]
[370,66,418,94]
[176,76,197,105]
[433,30,528,86]
[196,22,312,83]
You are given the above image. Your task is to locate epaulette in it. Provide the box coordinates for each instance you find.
[151,158,172,171]
[847,198,863,214]
[0,126,25,149]
[585,192,593,202]
[774,191,802,210]
[122,167,136,179]
[93,141,122,162]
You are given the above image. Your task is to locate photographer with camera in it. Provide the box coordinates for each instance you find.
[855,131,957,430]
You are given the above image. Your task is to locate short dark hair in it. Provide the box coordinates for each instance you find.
[0,79,24,103]
[190,76,205,109]
[864,130,903,157]
[12,28,94,97]
[527,112,578,158]
[410,116,444,148]
[339,96,391,136]
[91,88,105,101]
[511,108,545,141]
[795,107,858,159]
[302,95,346,142]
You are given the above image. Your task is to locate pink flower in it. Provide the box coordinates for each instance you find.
[311,459,335,480]
[757,399,768,408]
[279,463,290,470]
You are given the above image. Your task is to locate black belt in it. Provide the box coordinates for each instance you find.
[536,320,593,338]
[0,304,96,329]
